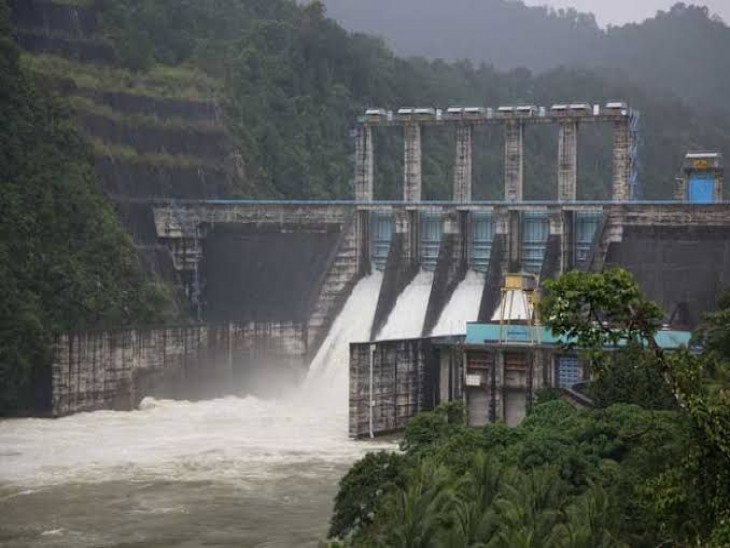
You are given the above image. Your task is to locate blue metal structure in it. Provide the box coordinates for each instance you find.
[370,211,393,271]
[469,212,495,273]
[521,211,550,274]
[420,212,443,271]
[688,173,715,204]
[465,323,692,349]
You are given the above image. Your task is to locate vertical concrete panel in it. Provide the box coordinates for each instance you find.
[612,120,630,202]
[454,125,473,202]
[504,122,524,202]
[558,121,578,202]
[404,124,422,202]
[355,125,374,202]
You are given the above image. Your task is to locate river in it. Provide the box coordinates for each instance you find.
[0,274,391,547]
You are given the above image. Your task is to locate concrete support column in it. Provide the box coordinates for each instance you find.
[558,121,578,202]
[561,210,575,272]
[612,120,630,202]
[355,124,374,202]
[507,209,521,272]
[404,123,422,202]
[454,125,473,203]
[504,122,524,202]
[715,170,724,202]
[357,209,371,276]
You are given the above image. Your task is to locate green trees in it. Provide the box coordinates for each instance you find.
[0,1,173,415]
[542,269,730,544]
[88,0,730,201]
[330,402,670,546]
[330,269,730,546]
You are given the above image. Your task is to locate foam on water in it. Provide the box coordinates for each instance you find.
[0,274,386,488]
[377,270,434,340]
[431,270,485,336]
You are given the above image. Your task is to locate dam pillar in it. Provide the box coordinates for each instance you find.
[507,209,522,272]
[355,125,374,202]
[505,122,524,202]
[422,210,468,336]
[404,123,422,202]
[558,121,578,202]
[370,208,420,339]
[357,209,371,276]
[454,125,473,203]
[612,119,630,202]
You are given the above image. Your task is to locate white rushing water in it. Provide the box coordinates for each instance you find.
[377,270,434,340]
[431,270,486,336]
[0,274,387,547]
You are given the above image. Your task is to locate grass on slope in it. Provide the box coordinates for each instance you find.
[89,139,222,170]
[23,52,222,100]
[67,95,224,132]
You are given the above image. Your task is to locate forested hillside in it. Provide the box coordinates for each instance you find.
[29,0,728,200]
[0,1,174,415]
[323,1,730,116]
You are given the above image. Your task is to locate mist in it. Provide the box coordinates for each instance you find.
[521,0,729,27]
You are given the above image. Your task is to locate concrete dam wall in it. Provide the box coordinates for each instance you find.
[51,322,306,418]
[157,201,730,334]
[45,201,730,417]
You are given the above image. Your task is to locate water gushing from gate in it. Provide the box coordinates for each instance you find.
[377,271,434,340]
[432,270,485,336]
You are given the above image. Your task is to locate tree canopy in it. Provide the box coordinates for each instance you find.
[91,0,730,201]
[0,1,174,415]
[329,270,730,546]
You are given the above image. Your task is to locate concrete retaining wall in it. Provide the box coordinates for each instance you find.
[51,322,306,417]
[349,339,438,438]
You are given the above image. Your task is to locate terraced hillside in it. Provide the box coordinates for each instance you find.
[8,0,260,290]
[10,0,249,201]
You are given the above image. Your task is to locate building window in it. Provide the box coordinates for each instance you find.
[556,355,582,388]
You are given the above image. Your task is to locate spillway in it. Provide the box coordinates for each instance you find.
[377,270,434,340]
[431,270,485,336]
[305,272,383,409]
[0,274,386,547]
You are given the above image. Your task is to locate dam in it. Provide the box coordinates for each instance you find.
[38,103,727,420]
[3,101,729,543]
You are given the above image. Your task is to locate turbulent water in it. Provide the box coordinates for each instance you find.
[377,270,434,340]
[431,270,485,336]
[0,274,388,548]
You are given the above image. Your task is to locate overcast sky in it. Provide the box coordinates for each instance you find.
[520,0,730,27]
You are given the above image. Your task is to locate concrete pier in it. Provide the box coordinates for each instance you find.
[422,211,468,336]
[404,123,422,202]
[454,125,473,202]
[504,122,524,202]
[558,121,578,201]
[612,119,631,201]
[355,125,374,202]
[370,209,420,339]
